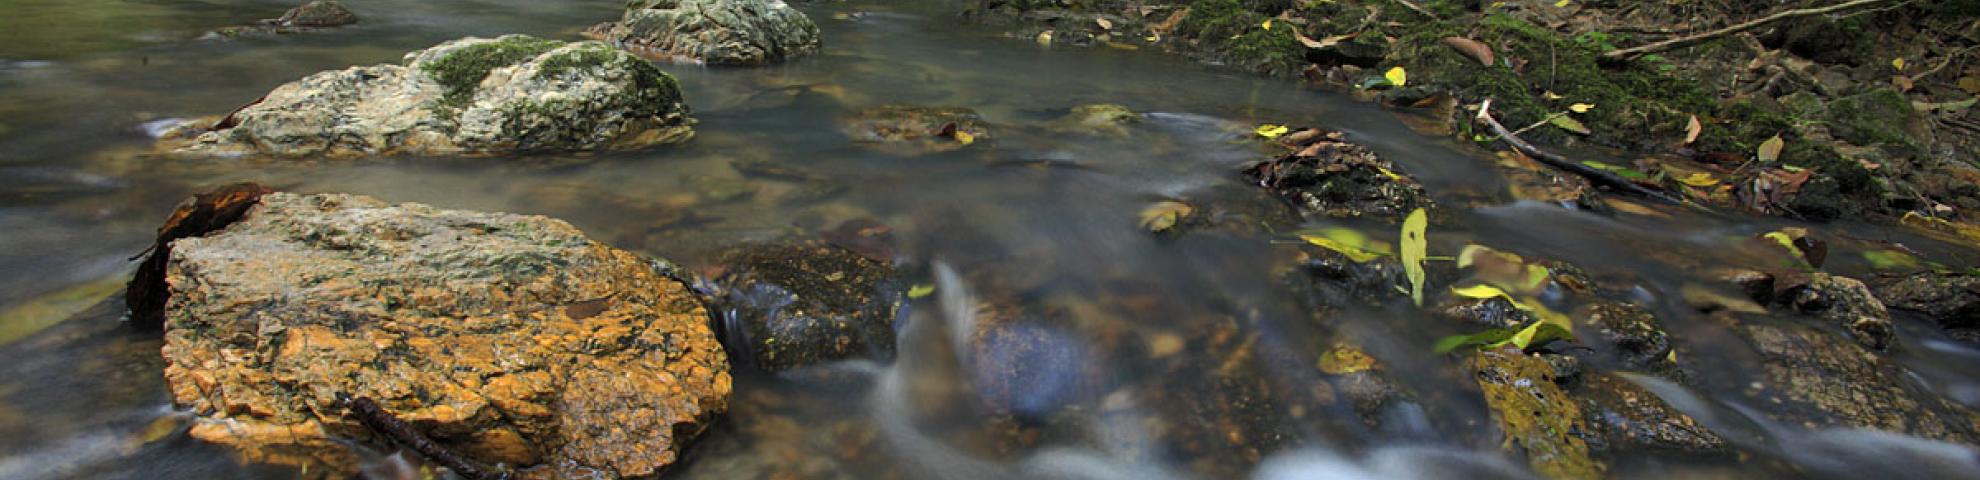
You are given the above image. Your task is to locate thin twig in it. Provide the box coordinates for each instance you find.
[1474,100,1684,204]
[1910,45,1979,83]
[1603,0,1902,60]
[341,395,510,480]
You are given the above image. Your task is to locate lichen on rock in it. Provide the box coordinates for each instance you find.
[585,0,823,65]
[159,193,730,478]
[161,35,694,159]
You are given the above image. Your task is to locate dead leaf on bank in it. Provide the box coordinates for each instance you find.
[1892,75,1914,92]
[1150,7,1189,34]
[1096,18,1113,30]
[1683,115,1702,145]
[1297,31,1359,50]
[1958,76,1980,95]
[1441,37,1495,66]
[1756,135,1785,163]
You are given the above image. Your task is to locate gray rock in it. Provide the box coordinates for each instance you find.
[276,1,358,27]
[161,35,694,158]
[1871,272,1980,341]
[586,0,822,65]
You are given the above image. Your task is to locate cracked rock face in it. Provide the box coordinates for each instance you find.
[161,35,693,159]
[586,0,822,65]
[160,193,730,478]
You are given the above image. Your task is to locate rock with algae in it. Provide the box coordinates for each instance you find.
[709,240,904,372]
[586,0,822,65]
[160,193,730,478]
[1469,348,1605,479]
[161,35,693,158]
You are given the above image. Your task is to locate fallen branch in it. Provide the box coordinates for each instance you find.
[1390,0,1439,20]
[340,395,510,480]
[1473,100,1684,204]
[126,183,274,331]
[1603,0,1902,60]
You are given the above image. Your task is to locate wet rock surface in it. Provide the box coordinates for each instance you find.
[1738,322,1980,444]
[160,193,731,478]
[1870,272,1980,342]
[838,104,989,155]
[1243,131,1431,221]
[1574,300,1674,372]
[586,0,822,65]
[709,239,904,372]
[1045,104,1140,136]
[205,1,358,38]
[1468,348,1605,479]
[161,35,693,158]
[1779,273,1896,351]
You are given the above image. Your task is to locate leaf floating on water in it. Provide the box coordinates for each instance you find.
[1401,208,1428,307]
[1683,115,1702,145]
[1676,172,1719,187]
[1435,329,1515,353]
[1452,284,1513,301]
[1138,201,1194,233]
[1441,37,1495,66]
[1862,250,1922,270]
[1254,124,1290,139]
[1299,232,1389,263]
[908,283,936,299]
[1548,115,1591,135]
[1568,103,1595,114]
[1756,135,1785,163]
[954,130,975,145]
[1384,67,1408,88]
[1036,30,1054,47]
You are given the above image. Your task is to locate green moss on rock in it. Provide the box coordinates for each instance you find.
[1828,87,1920,148]
[419,35,563,107]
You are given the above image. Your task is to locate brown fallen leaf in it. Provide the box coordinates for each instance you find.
[1441,37,1494,66]
[1683,115,1702,145]
[127,183,276,331]
[1296,31,1359,50]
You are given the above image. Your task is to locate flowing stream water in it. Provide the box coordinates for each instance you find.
[1,1,1978,479]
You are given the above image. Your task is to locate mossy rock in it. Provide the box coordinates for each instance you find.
[1827,87,1923,149]
[586,0,823,65]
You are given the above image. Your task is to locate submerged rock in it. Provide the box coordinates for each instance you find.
[1739,322,1980,443]
[1469,348,1604,479]
[162,35,693,158]
[1780,273,1896,350]
[710,240,903,372]
[1046,104,1140,136]
[838,105,990,154]
[1574,300,1675,372]
[586,0,822,65]
[1870,272,1980,342]
[160,193,730,478]
[1243,134,1431,221]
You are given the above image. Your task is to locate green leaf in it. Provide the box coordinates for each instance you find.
[907,284,936,299]
[1863,250,1921,270]
[1580,160,1650,180]
[1757,135,1785,163]
[1548,115,1592,135]
[1493,320,1573,351]
[1435,328,1516,353]
[1452,284,1512,300]
[1401,208,1429,307]
[1300,233,1387,262]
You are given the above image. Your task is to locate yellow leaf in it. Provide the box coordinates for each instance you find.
[908,284,936,299]
[954,131,975,145]
[1262,19,1272,30]
[1677,172,1719,187]
[1892,57,1906,71]
[1401,208,1428,306]
[1542,91,1566,100]
[1300,233,1387,263]
[1384,67,1408,87]
[1139,201,1194,233]
[1096,18,1114,30]
[1452,284,1512,300]
[1036,31,1053,47]
[1555,0,1571,7]
[1255,124,1290,138]
[1757,134,1785,163]
[1568,103,1594,113]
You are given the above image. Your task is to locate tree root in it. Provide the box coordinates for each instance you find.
[1473,99,1684,204]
